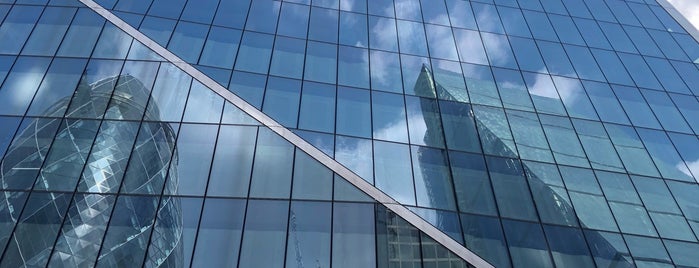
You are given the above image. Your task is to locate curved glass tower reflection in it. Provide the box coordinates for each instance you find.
[0,74,181,267]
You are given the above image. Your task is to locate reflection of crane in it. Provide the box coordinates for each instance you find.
[289,210,322,268]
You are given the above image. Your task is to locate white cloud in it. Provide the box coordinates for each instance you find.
[667,0,699,31]
[676,159,699,183]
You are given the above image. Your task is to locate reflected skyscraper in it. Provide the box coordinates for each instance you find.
[0,74,181,267]
[2,0,699,267]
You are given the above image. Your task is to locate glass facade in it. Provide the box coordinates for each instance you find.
[1,0,699,267]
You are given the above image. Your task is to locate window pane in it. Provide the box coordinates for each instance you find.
[305,41,337,84]
[332,203,376,268]
[502,219,554,268]
[411,146,456,210]
[249,128,294,198]
[487,156,538,221]
[374,141,415,205]
[191,198,245,267]
[239,200,289,267]
[285,201,331,268]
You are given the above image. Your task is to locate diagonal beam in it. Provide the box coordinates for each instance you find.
[77,0,494,267]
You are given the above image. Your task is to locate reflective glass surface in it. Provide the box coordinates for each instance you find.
[3,0,699,267]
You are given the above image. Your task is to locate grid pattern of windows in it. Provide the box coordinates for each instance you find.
[1,0,699,267]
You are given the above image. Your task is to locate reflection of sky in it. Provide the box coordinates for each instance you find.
[667,0,699,30]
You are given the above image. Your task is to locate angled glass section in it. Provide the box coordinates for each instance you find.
[5,0,699,267]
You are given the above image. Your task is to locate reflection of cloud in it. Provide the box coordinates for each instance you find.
[15,71,44,105]
[434,60,460,73]
[551,76,579,106]
[340,0,353,11]
[371,17,396,50]
[373,115,407,142]
[667,0,699,31]
[335,138,373,181]
[394,0,420,19]
[676,159,699,181]
[475,5,498,32]
[370,51,389,85]
[481,33,509,66]
[426,25,458,60]
[527,71,560,99]
[455,30,487,64]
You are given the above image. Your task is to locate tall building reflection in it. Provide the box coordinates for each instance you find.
[414,65,632,267]
[0,73,181,267]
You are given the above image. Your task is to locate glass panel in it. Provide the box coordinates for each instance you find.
[26,58,87,117]
[182,81,223,124]
[370,50,403,93]
[332,202,376,268]
[473,105,517,158]
[506,110,553,163]
[57,9,104,57]
[309,6,338,43]
[22,7,75,56]
[584,231,634,268]
[35,119,100,191]
[95,195,159,267]
[292,150,333,200]
[502,219,554,268]
[262,77,301,128]
[0,57,51,116]
[411,146,456,210]
[540,115,589,167]
[524,161,578,226]
[372,91,408,143]
[144,197,202,268]
[245,0,280,33]
[450,151,497,216]
[212,0,249,28]
[238,200,289,267]
[405,96,445,147]
[190,198,245,267]
[234,31,274,74]
[523,72,566,116]
[453,28,488,65]
[1,117,61,190]
[493,68,534,112]
[637,128,693,181]
[305,41,337,84]
[338,46,369,88]
[299,82,335,133]
[462,63,500,107]
[373,141,415,205]
[0,5,43,54]
[572,119,624,172]
[1,192,71,268]
[368,16,398,52]
[543,225,595,267]
[461,214,510,268]
[200,26,241,69]
[167,21,208,63]
[285,201,331,268]
[551,76,598,120]
[605,123,659,177]
[425,24,459,61]
[49,194,116,268]
[119,121,179,195]
[440,101,480,153]
[397,20,427,57]
[249,128,294,199]
[487,156,538,221]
